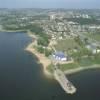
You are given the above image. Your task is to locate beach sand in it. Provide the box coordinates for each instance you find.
[25,33,53,78]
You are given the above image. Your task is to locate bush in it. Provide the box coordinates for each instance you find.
[36,46,44,53]
[45,49,52,57]
[37,37,49,47]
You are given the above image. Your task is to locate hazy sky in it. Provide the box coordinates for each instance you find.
[0,0,100,9]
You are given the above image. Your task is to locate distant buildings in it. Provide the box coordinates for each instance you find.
[86,44,100,54]
[50,14,56,20]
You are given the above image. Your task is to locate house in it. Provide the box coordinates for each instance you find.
[53,51,67,61]
[86,44,100,54]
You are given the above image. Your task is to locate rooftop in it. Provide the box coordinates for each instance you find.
[54,51,66,58]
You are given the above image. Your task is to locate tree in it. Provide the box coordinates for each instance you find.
[44,49,52,57]
[37,37,48,47]
[37,46,44,53]
[84,37,89,44]
[74,36,83,46]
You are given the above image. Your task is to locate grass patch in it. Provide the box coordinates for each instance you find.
[84,32,100,42]
[46,63,54,73]
[59,62,79,71]
[78,55,100,67]
[55,38,80,51]
[79,57,94,66]
[93,55,100,64]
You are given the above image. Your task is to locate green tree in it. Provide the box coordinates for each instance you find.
[37,37,49,46]
[44,49,52,57]
[37,46,44,53]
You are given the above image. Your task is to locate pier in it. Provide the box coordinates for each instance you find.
[54,63,76,94]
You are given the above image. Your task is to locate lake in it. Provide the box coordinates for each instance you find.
[0,32,100,100]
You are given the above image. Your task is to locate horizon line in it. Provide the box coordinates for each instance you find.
[0,8,100,10]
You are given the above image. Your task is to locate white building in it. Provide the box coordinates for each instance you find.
[53,52,67,61]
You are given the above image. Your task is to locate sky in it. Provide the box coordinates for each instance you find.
[0,0,100,9]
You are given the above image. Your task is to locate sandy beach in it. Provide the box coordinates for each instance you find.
[25,33,53,78]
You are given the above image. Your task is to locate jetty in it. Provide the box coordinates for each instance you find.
[54,63,76,94]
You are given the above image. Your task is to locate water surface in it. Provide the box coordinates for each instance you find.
[0,32,100,100]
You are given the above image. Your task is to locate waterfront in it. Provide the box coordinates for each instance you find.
[0,32,100,100]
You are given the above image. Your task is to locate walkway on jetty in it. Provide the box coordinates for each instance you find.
[54,63,76,94]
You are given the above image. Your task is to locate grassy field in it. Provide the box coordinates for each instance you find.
[47,55,100,72]
[46,63,54,73]
[83,32,100,42]
[78,57,94,66]
[55,38,80,51]
[78,55,100,67]
[60,55,100,71]
[59,62,80,71]
[48,37,100,72]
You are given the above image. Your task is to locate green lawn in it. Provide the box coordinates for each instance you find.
[55,38,80,51]
[46,63,54,73]
[47,55,100,72]
[59,62,79,71]
[83,32,100,42]
[78,55,100,67]
[93,55,100,64]
[59,56,100,71]
[78,57,94,66]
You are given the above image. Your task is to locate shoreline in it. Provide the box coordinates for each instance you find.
[0,30,53,78]
[0,29,27,33]
[25,32,53,78]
